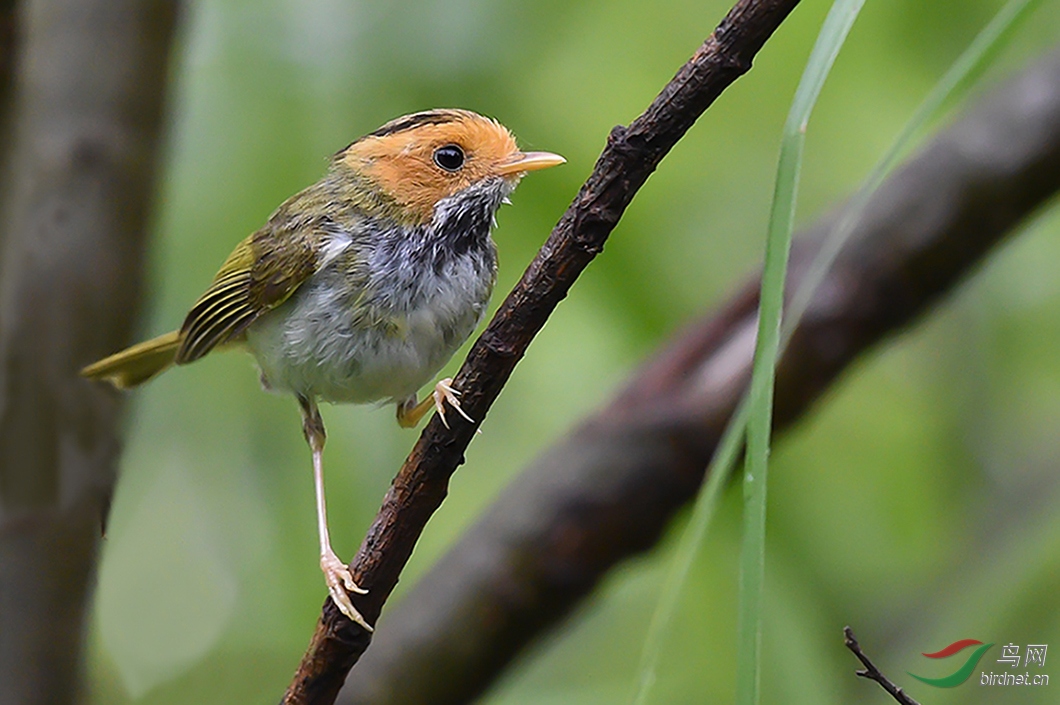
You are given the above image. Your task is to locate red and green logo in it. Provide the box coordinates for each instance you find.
[909,639,994,687]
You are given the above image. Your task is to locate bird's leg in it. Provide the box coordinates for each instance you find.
[297,394,373,632]
[395,377,474,429]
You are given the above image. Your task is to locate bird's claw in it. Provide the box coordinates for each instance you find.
[432,377,474,428]
[320,550,373,632]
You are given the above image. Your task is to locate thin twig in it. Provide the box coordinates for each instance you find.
[844,627,922,705]
[281,0,803,702]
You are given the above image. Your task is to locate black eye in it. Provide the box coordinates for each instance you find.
[433,144,465,172]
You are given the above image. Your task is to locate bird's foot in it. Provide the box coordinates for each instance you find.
[320,549,373,631]
[395,378,476,428]
[432,377,473,428]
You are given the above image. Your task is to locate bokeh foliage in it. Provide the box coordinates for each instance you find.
[87,0,1060,702]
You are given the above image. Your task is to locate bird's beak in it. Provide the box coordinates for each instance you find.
[496,151,566,176]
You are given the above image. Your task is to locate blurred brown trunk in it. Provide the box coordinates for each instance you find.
[0,1,178,703]
[0,0,22,251]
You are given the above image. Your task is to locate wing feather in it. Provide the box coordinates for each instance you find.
[175,206,331,364]
[181,277,250,340]
[177,269,254,363]
[182,309,257,363]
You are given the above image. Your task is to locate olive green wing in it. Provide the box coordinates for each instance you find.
[175,223,320,364]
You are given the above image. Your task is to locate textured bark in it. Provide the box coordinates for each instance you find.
[336,48,1060,705]
[282,0,804,702]
[0,2,179,703]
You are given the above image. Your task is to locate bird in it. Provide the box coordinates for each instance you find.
[81,109,565,631]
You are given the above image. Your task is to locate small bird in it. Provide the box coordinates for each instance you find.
[82,109,564,630]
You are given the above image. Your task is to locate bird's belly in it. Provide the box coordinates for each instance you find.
[245,266,490,405]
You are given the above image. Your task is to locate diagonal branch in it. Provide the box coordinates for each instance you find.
[336,47,1060,704]
[282,0,803,702]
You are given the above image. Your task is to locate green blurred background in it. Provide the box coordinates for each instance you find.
[86,0,1060,702]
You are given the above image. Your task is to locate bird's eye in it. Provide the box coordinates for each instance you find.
[433,144,465,172]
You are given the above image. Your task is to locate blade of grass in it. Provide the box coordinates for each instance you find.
[784,0,1047,339]
[630,0,1042,703]
[736,2,866,704]
[631,3,866,703]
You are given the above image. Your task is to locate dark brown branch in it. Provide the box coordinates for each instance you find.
[281,0,803,702]
[844,627,922,705]
[336,48,1060,704]
[0,1,178,702]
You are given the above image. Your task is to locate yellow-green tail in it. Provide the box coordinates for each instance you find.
[80,331,181,389]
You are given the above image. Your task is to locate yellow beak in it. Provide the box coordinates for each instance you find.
[496,151,566,176]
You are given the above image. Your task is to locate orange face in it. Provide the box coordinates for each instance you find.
[340,110,564,225]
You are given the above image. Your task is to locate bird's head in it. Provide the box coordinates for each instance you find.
[334,109,564,227]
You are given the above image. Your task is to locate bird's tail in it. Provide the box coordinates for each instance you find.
[80,331,181,389]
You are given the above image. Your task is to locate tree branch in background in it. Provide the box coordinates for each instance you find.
[844,627,922,705]
[337,48,1060,705]
[0,1,178,703]
[282,0,803,702]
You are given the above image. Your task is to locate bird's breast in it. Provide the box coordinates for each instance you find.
[245,239,497,405]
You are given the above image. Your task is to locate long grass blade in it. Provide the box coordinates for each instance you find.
[784,0,1047,340]
[629,0,1042,702]
[736,2,865,704]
